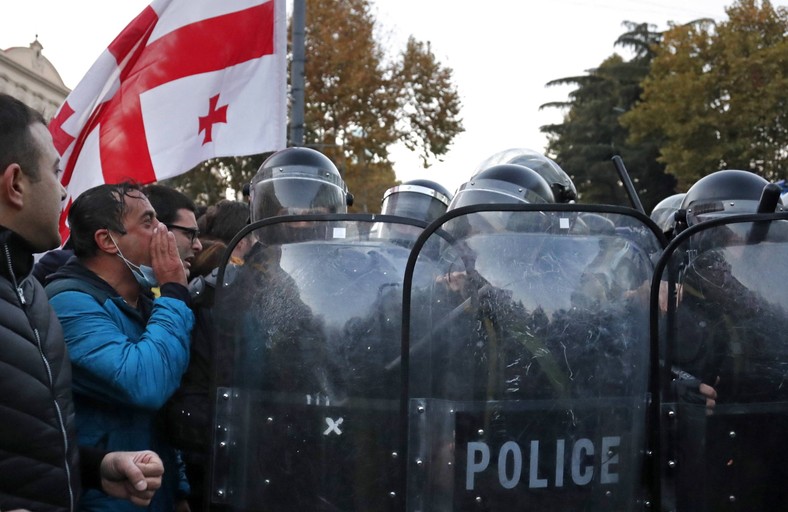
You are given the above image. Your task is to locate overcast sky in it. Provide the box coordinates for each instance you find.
[3,0,771,195]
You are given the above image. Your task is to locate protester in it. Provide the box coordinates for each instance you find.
[143,184,203,279]
[45,181,194,512]
[189,240,227,279]
[143,184,215,512]
[199,199,250,265]
[201,200,248,242]
[0,93,165,511]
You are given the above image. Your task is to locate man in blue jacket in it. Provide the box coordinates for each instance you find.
[46,182,195,512]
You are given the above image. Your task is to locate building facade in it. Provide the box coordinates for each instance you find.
[1,38,69,120]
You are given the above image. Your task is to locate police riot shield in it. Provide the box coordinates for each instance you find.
[402,205,663,511]
[654,214,788,511]
[210,214,438,511]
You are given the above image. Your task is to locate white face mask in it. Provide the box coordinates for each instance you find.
[108,233,159,289]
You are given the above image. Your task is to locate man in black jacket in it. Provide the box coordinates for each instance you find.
[0,93,164,511]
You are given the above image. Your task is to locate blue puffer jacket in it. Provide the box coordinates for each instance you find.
[46,258,194,512]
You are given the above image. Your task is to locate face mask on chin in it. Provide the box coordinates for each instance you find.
[108,233,159,289]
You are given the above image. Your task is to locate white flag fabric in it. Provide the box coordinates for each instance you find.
[49,0,286,240]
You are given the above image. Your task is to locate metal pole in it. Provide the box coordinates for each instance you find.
[290,0,306,147]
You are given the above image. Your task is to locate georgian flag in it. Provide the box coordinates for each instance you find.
[49,0,286,241]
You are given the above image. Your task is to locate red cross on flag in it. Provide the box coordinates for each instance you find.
[49,0,286,241]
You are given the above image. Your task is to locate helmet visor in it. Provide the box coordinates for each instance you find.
[250,165,347,222]
[448,179,547,210]
[381,187,449,223]
[685,199,763,227]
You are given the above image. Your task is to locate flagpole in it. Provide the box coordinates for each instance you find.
[290,0,306,147]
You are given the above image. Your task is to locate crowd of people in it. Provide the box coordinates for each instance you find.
[1,90,786,512]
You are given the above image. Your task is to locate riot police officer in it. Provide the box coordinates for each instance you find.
[658,169,788,511]
[250,147,352,221]
[381,178,453,222]
[222,146,353,385]
[406,162,655,510]
[216,147,423,512]
[674,169,781,234]
[669,169,785,401]
[248,146,353,245]
[375,178,453,245]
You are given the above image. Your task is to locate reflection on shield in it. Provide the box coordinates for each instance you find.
[404,208,662,511]
[657,217,788,511]
[211,217,437,511]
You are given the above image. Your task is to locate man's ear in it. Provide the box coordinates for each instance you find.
[0,163,26,210]
[94,228,120,255]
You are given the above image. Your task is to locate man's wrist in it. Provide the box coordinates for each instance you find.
[80,446,110,489]
[159,282,191,303]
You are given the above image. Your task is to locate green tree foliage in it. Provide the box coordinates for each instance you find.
[622,0,788,190]
[541,22,675,211]
[302,0,463,212]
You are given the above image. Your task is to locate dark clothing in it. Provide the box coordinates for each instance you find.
[0,228,81,512]
[165,301,214,511]
[33,248,74,285]
[46,258,193,512]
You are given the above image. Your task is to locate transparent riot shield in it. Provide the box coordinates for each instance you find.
[210,214,438,511]
[655,214,788,511]
[402,206,663,511]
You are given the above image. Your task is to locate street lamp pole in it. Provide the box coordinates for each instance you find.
[290,0,306,147]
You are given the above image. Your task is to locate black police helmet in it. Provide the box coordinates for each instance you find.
[650,193,686,237]
[475,148,577,203]
[249,147,353,222]
[679,170,773,228]
[381,179,453,223]
[448,163,555,210]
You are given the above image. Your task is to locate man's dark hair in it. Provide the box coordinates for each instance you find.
[69,181,143,258]
[0,93,46,181]
[202,200,249,244]
[142,184,197,225]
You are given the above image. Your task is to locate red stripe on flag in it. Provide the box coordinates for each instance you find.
[58,197,73,247]
[49,101,75,155]
[98,2,276,185]
[58,5,159,188]
[108,5,160,68]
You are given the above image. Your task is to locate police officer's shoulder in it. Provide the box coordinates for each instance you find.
[189,267,219,304]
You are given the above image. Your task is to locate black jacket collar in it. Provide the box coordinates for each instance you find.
[0,226,35,283]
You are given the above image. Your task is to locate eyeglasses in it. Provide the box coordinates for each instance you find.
[165,224,200,243]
